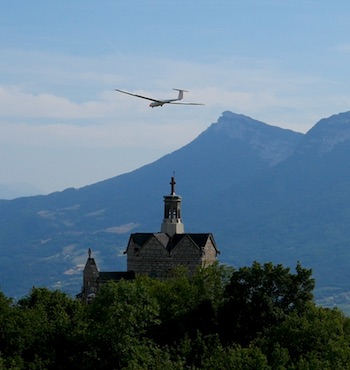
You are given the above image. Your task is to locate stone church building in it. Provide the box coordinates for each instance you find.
[78,176,219,302]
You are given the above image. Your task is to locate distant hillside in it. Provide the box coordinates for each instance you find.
[1,111,350,310]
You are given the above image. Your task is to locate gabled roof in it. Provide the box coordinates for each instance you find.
[128,233,154,248]
[154,233,171,247]
[126,232,219,254]
[84,257,99,273]
[125,232,170,253]
[170,233,219,253]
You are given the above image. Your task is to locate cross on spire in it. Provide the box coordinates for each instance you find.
[170,174,176,195]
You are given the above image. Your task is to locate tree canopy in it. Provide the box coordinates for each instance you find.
[0,262,349,369]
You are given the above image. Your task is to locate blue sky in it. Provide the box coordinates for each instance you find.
[1,1,350,194]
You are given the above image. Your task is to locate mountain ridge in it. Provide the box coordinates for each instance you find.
[296,111,350,155]
[1,111,350,310]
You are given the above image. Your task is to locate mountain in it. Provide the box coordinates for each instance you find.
[202,111,350,309]
[1,111,350,310]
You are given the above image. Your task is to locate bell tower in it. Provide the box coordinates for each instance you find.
[160,175,184,236]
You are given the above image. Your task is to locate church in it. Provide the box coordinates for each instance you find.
[77,176,219,302]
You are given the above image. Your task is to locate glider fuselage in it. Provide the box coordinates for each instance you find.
[115,88,203,107]
[149,98,179,108]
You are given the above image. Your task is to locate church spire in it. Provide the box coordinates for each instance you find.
[161,174,184,236]
[170,175,176,195]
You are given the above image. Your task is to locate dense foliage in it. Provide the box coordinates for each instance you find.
[1,262,350,369]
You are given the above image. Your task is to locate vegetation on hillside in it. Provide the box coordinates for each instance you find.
[1,262,350,369]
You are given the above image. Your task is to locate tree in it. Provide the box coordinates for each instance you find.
[260,304,350,369]
[149,264,229,344]
[6,287,86,369]
[175,333,271,370]
[85,278,161,369]
[218,261,315,345]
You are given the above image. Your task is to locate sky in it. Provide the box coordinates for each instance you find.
[1,1,350,195]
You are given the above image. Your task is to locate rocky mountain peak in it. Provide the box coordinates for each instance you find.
[212,111,272,138]
[210,111,303,166]
[300,111,350,155]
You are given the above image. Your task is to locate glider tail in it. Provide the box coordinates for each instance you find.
[173,88,189,101]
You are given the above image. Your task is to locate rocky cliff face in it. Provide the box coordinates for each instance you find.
[297,111,350,155]
[212,111,303,166]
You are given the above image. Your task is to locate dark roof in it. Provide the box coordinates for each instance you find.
[85,257,97,266]
[154,233,171,247]
[171,233,209,248]
[127,232,218,253]
[129,233,154,247]
[84,258,99,273]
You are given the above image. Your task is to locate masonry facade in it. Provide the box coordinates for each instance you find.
[77,176,219,302]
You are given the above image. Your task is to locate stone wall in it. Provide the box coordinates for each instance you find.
[170,236,204,274]
[201,239,218,266]
[128,236,173,277]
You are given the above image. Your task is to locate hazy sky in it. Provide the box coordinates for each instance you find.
[1,1,350,194]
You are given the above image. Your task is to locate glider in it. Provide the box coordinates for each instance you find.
[115,88,204,108]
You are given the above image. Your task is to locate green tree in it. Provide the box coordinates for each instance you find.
[261,304,350,369]
[4,287,86,369]
[218,262,314,345]
[149,264,229,344]
[4,261,349,369]
[85,278,161,369]
[175,333,271,370]
[202,344,271,370]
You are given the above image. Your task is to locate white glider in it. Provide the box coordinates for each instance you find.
[115,88,204,108]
